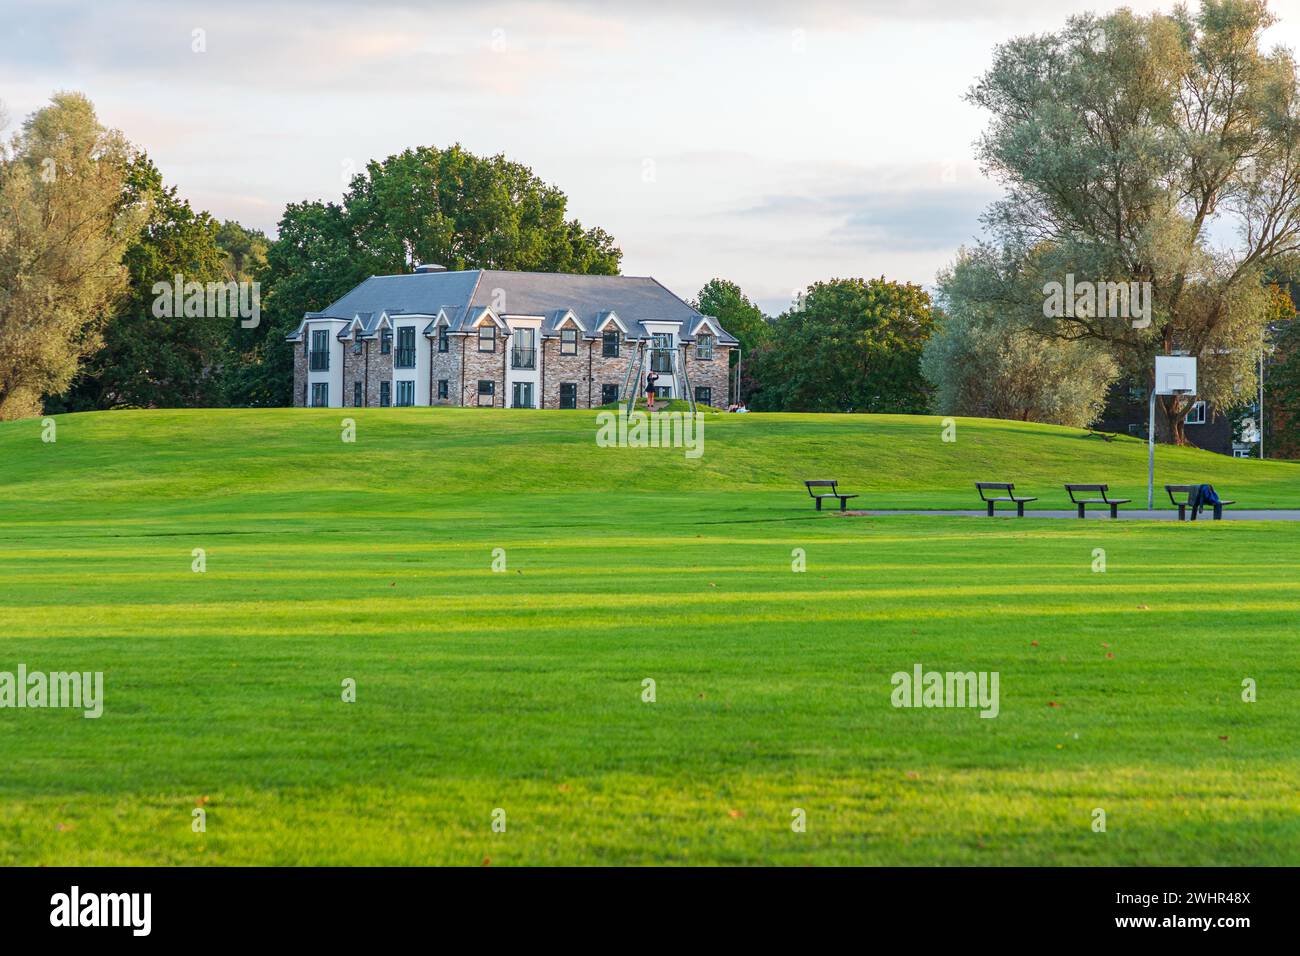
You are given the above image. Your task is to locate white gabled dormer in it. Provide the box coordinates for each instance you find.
[595,310,629,335]
[552,309,585,332]
[689,315,724,340]
[549,309,587,358]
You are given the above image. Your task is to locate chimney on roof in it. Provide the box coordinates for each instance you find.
[414,263,447,274]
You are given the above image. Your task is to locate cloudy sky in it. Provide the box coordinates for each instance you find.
[4,0,1300,313]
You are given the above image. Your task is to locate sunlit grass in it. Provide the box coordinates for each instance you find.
[0,409,1297,864]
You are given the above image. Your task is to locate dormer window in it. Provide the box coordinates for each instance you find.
[696,333,714,360]
[438,325,449,353]
[352,338,363,354]
[602,330,619,358]
[380,329,392,355]
[561,328,578,355]
[479,325,496,352]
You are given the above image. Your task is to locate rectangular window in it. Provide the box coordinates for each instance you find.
[601,383,620,405]
[380,329,392,355]
[310,329,330,371]
[351,338,363,355]
[478,325,496,352]
[437,325,449,353]
[395,327,416,369]
[311,382,328,407]
[379,382,391,407]
[1186,400,1207,425]
[696,334,714,360]
[353,381,363,407]
[396,380,414,406]
[477,379,495,406]
[695,386,712,406]
[650,332,674,372]
[512,328,536,369]
[561,328,578,355]
[602,330,620,357]
[559,382,578,409]
[437,379,448,400]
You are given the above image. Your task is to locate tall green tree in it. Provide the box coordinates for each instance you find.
[0,93,140,420]
[237,200,365,407]
[215,220,271,406]
[217,220,267,281]
[693,278,771,405]
[346,145,620,274]
[692,278,771,353]
[967,0,1300,443]
[749,277,934,413]
[57,154,229,410]
[923,250,1118,426]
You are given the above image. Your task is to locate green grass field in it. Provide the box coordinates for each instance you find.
[1,408,1298,865]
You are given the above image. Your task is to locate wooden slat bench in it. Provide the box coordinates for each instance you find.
[975,481,1037,517]
[1064,483,1131,519]
[1166,484,1235,521]
[805,479,859,512]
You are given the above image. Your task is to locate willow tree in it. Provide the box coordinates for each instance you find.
[967,0,1300,443]
[0,93,141,419]
[924,249,1118,426]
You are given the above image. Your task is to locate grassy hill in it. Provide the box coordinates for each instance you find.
[0,409,1297,865]
[2,408,1297,526]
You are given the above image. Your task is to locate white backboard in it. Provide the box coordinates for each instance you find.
[1155,355,1197,395]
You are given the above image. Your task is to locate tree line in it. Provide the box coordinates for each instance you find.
[3,0,1300,453]
[0,96,621,418]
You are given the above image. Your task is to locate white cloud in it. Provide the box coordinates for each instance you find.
[5,0,1300,311]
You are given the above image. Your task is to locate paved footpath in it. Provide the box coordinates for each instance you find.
[836,509,1300,521]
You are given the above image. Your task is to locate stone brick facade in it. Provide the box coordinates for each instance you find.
[428,332,462,406]
[341,339,393,408]
[290,327,726,410]
[685,344,731,408]
[460,335,508,407]
[541,337,591,409]
[589,336,631,407]
[292,338,308,407]
[535,334,638,409]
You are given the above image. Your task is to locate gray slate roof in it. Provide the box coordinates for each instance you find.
[287,269,738,344]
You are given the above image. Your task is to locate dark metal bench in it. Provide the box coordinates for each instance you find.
[1064,483,1131,519]
[1166,484,1235,521]
[975,481,1037,517]
[805,479,859,512]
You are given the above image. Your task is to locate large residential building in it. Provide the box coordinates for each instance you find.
[286,267,738,410]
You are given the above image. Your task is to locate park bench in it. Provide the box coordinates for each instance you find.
[975,481,1037,517]
[805,479,859,512]
[1166,484,1235,521]
[1064,483,1131,519]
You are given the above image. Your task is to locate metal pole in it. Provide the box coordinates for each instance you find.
[1147,390,1156,510]
[1260,346,1265,460]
